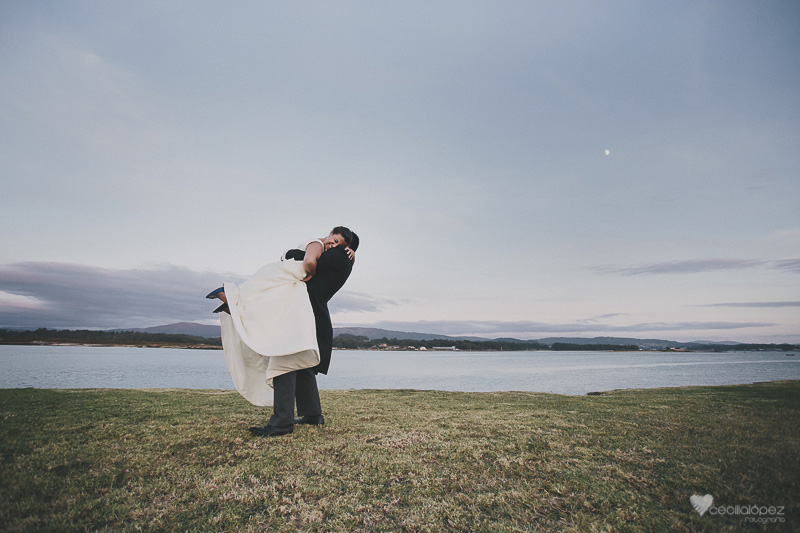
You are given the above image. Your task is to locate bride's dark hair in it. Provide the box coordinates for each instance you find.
[331,226,354,246]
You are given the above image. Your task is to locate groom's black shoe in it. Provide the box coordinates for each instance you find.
[248,425,292,437]
[294,415,325,426]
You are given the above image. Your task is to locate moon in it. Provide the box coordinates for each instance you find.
[604,149,611,156]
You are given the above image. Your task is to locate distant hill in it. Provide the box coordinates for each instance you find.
[103,323,771,349]
[334,328,679,349]
[115,324,487,342]
[332,327,476,342]
[115,322,221,338]
[535,336,683,350]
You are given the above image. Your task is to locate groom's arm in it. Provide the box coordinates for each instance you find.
[283,249,305,261]
[324,246,353,273]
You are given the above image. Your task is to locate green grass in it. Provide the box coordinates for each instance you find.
[1,382,798,531]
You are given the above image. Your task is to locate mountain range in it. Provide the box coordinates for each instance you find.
[120,322,739,349]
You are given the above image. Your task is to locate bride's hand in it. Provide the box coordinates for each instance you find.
[345,247,356,262]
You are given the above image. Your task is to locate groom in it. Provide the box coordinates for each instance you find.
[249,232,359,437]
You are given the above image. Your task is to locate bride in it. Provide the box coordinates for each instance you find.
[206,227,355,406]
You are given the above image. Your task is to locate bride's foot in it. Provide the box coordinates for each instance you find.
[213,303,229,314]
[206,287,224,299]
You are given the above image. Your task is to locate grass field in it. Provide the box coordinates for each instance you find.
[1,382,798,531]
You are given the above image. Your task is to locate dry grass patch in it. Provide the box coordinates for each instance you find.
[1,382,798,531]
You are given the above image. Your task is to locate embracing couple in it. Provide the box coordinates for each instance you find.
[207,226,359,437]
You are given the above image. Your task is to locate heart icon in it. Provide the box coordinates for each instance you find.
[690,494,713,516]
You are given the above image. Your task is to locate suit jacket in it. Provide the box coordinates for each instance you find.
[304,246,353,374]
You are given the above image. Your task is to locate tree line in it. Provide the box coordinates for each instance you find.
[332,335,640,351]
[684,342,798,352]
[0,328,221,347]
[333,335,799,352]
[1,329,796,353]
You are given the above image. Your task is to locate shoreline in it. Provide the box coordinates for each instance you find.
[2,379,798,398]
[0,341,223,350]
[2,340,795,353]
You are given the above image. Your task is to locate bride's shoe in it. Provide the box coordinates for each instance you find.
[206,287,224,299]
[213,303,229,314]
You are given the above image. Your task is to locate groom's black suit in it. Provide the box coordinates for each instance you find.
[266,246,353,432]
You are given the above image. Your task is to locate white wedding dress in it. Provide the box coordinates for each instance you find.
[219,240,322,406]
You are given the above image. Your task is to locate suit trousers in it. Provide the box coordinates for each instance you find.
[267,367,322,431]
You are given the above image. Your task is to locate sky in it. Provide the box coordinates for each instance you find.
[1,1,798,343]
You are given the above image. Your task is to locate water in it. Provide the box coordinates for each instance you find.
[1,345,798,395]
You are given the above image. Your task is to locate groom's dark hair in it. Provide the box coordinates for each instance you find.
[331,226,354,246]
[349,232,359,252]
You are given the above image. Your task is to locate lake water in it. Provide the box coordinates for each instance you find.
[1,345,798,395]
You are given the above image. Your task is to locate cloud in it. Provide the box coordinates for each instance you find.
[768,229,800,241]
[700,301,800,308]
[592,259,800,276]
[579,313,628,322]
[772,259,800,273]
[329,291,400,314]
[359,319,774,338]
[0,261,397,330]
[0,262,244,329]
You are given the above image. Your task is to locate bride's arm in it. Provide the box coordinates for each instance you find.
[301,241,324,281]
